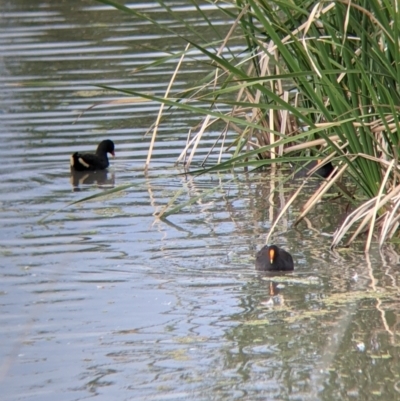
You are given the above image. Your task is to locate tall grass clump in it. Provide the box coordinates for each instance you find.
[97,0,400,249]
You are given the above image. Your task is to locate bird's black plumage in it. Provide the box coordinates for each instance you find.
[255,245,294,271]
[70,139,115,172]
[293,160,334,179]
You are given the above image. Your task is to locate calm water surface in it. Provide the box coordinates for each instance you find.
[1,2,400,400]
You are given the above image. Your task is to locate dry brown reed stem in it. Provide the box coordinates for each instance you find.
[337,0,394,42]
[294,163,346,225]
[332,198,376,248]
[365,160,395,251]
[268,165,276,225]
[217,126,229,164]
[279,91,290,156]
[186,115,211,167]
[332,179,400,248]
[379,193,400,246]
[281,116,398,154]
[272,46,287,157]
[283,135,341,153]
[265,180,307,244]
[356,153,400,171]
[146,42,190,169]
[256,42,275,157]
[177,117,217,165]
[302,2,325,78]
[231,80,254,151]
[174,69,236,164]
[345,208,379,248]
[215,4,249,82]
[179,6,249,167]
[256,2,335,61]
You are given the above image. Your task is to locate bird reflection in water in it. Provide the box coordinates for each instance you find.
[261,281,285,308]
[70,170,115,192]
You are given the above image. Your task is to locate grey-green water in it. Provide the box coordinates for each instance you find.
[1,1,400,400]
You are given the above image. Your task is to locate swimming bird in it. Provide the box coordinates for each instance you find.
[293,160,334,179]
[255,245,294,271]
[70,139,115,172]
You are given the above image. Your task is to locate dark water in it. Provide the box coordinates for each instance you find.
[2,2,400,400]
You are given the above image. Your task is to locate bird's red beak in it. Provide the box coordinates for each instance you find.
[269,248,275,264]
[111,151,115,157]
